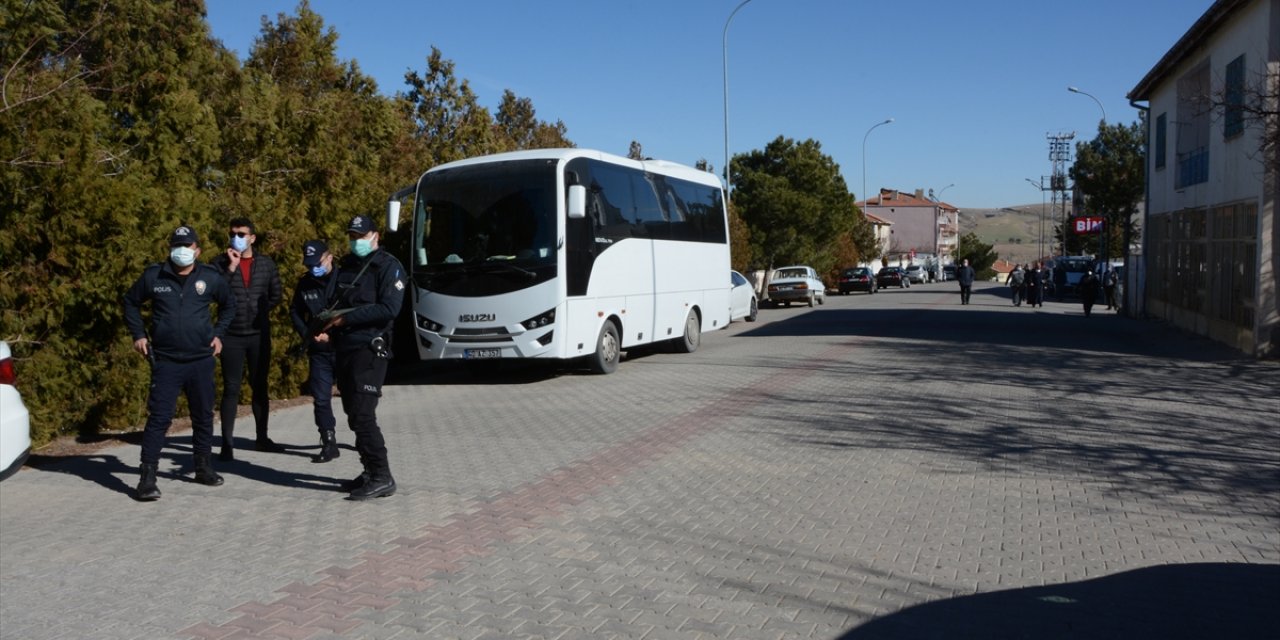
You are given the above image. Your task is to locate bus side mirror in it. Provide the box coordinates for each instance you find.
[386,200,401,232]
[567,185,587,219]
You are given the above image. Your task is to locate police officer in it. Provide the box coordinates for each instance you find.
[123,225,235,500]
[290,240,339,463]
[316,215,405,500]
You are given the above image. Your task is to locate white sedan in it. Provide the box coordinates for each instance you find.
[0,341,31,481]
[766,265,826,307]
[729,270,758,322]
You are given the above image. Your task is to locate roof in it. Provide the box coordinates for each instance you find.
[422,148,722,188]
[864,212,893,225]
[1128,0,1252,100]
[859,188,959,211]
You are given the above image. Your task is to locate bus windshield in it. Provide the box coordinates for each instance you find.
[413,159,559,296]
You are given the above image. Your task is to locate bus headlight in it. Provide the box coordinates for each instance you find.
[417,314,443,332]
[521,309,556,330]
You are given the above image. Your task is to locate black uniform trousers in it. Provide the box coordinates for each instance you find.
[220,332,271,447]
[308,349,337,434]
[335,346,390,475]
[141,356,216,465]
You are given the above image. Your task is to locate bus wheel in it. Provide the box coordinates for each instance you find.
[675,309,700,353]
[588,321,620,374]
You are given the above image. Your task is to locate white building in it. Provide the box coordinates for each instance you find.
[1128,0,1278,357]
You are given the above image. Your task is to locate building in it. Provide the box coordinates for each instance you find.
[864,211,893,260]
[1128,0,1278,358]
[859,188,960,264]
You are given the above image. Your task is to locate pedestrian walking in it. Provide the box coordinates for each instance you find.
[123,225,235,500]
[1079,269,1101,317]
[1026,262,1044,307]
[290,240,340,463]
[956,259,976,304]
[211,217,284,460]
[315,215,406,500]
[1103,267,1119,310]
[1007,264,1025,306]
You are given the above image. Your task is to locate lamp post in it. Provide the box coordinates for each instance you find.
[1067,86,1106,123]
[722,0,755,199]
[1025,177,1045,262]
[861,118,894,222]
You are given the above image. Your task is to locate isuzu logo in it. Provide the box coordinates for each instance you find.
[459,313,496,323]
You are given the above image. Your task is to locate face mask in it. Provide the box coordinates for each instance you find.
[230,235,249,252]
[310,265,328,278]
[350,238,373,258]
[170,246,196,267]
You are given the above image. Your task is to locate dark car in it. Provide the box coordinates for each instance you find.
[876,266,910,289]
[837,267,877,294]
[942,265,956,282]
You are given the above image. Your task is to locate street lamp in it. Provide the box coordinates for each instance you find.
[723,0,755,199]
[1067,86,1106,123]
[861,118,894,221]
[1025,177,1046,261]
[936,183,955,201]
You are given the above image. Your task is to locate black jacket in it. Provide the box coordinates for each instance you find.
[323,248,405,353]
[211,252,282,336]
[124,261,235,362]
[290,271,333,353]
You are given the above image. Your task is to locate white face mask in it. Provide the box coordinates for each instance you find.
[170,246,196,267]
[230,235,249,252]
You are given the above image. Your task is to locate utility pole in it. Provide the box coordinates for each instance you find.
[1047,132,1075,257]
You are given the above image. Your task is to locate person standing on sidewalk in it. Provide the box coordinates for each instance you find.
[1007,263,1025,306]
[315,215,405,500]
[1103,267,1119,310]
[123,225,235,500]
[956,259,976,305]
[212,217,284,460]
[289,240,340,463]
[1079,268,1102,317]
[1025,262,1043,307]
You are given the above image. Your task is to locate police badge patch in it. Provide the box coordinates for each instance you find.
[394,280,404,291]
[195,280,207,295]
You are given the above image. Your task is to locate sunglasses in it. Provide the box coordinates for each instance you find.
[230,231,251,238]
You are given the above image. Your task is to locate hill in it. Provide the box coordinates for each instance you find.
[960,203,1059,265]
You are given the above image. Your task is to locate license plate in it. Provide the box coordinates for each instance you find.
[464,348,502,359]
[776,285,793,290]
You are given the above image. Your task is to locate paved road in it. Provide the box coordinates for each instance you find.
[3,281,1278,640]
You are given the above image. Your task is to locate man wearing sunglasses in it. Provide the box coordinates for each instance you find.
[211,217,284,459]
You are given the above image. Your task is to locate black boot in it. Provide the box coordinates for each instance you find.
[136,463,161,501]
[348,472,396,500]
[312,430,340,463]
[340,471,370,492]
[193,454,224,486]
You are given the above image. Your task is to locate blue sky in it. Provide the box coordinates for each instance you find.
[205,1,1211,209]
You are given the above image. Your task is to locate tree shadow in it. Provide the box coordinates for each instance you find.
[837,563,1280,640]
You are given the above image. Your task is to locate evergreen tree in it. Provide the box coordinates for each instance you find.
[1069,121,1144,259]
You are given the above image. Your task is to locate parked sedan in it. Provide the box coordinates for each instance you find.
[876,266,910,289]
[0,341,31,481]
[904,265,927,284]
[767,265,826,307]
[729,270,758,322]
[837,267,877,294]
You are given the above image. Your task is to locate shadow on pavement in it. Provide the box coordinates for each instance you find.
[22,436,345,495]
[837,562,1280,640]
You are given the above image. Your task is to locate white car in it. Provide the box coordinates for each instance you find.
[766,265,826,307]
[0,341,31,481]
[729,270,758,322]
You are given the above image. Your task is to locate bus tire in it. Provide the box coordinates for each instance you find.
[675,309,700,354]
[588,321,620,374]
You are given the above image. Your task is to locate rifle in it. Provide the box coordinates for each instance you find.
[289,307,353,357]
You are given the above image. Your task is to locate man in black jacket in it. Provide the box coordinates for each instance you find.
[212,217,284,459]
[124,225,235,500]
[290,240,339,463]
[316,215,405,500]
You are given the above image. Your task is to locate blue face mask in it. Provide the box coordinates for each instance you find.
[170,246,196,267]
[230,235,249,252]
[350,238,373,258]
[310,265,328,278]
